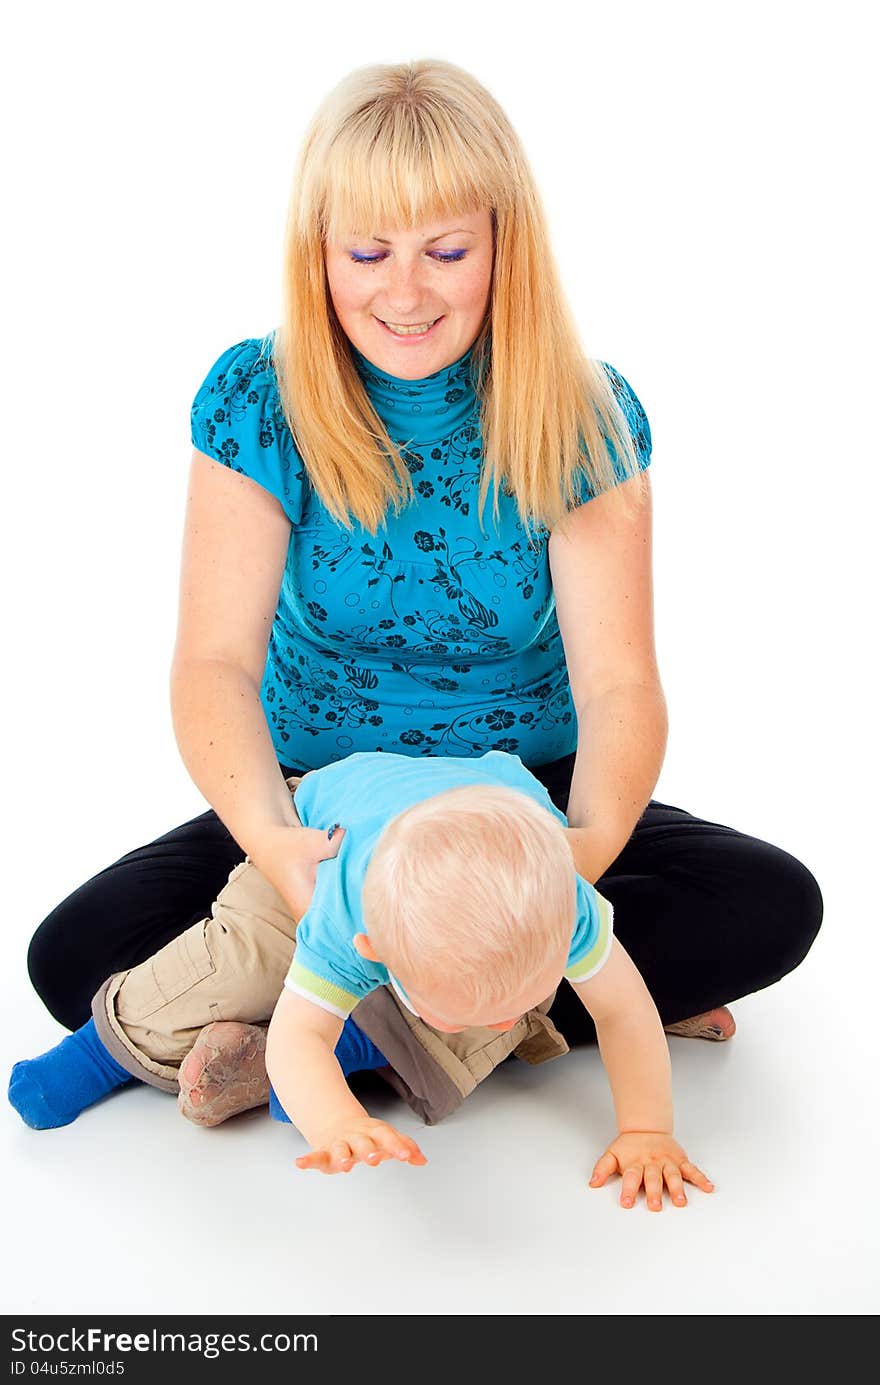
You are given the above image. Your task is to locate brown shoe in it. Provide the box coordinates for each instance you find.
[178,1021,270,1126]
[664,1005,736,1041]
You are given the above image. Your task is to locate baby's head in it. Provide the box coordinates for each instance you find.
[355,785,575,1033]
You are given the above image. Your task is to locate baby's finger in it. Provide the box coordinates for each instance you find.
[619,1164,644,1209]
[399,1139,428,1166]
[328,1139,355,1173]
[392,1139,427,1165]
[347,1133,384,1167]
[374,1126,427,1165]
[295,1150,332,1173]
[644,1162,664,1212]
[680,1160,715,1193]
[589,1151,619,1187]
[663,1162,688,1206]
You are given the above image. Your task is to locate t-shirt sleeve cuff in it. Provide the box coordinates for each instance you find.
[564,892,614,984]
[284,959,361,1020]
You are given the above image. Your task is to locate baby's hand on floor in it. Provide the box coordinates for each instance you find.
[296,1117,428,1175]
[589,1131,714,1211]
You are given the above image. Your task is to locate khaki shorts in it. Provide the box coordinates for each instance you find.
[92,778,570,1125]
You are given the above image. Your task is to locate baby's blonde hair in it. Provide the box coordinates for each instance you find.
[361,785,576,1013]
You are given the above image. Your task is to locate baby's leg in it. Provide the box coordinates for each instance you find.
[9,857,298,1130]
[177,1021,271,1126]
[94,857,301,1123]
[93,851,389,1127]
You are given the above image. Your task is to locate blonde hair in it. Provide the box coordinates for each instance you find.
[270,58,648,539]
[361,784,576,1012]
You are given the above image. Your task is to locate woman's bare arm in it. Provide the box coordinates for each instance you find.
[170,450,304,881]
[549,473,668,881]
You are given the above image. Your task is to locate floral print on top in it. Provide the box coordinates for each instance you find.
[189,332,652,771]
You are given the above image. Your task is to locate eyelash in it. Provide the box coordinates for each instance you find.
[348,250,467,265]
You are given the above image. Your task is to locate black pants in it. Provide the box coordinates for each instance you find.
[27,753,824,1045]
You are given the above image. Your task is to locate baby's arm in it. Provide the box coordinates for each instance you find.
[266,989,427,1175]
[571,938,714,1209]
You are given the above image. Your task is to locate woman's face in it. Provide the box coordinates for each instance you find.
[324,206,494,379]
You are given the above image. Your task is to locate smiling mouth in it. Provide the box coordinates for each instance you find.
[377,317,443,336]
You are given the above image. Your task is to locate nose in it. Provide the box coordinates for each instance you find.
[383,256,432,317]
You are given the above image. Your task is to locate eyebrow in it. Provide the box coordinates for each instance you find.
[368,229,476,245]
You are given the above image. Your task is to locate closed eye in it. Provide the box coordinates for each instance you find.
[349,250,468,265]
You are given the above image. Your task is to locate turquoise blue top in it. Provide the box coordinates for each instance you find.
[190,333,652,772]
[284,749,614,1019]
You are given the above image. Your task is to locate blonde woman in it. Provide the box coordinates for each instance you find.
[24,61,822,1181]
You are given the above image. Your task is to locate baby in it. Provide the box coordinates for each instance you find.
[10,750,713,1209]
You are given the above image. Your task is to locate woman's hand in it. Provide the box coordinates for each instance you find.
[255,819,346,923]
[589,1131,714,1210]
[295,1117,428,1174]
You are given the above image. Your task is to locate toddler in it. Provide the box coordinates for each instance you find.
[10,750,713,1209]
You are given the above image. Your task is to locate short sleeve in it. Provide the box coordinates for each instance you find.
[573,362,653,505]
[284,907,375,1020]
[190,335,306,524]
[564,880,614,984]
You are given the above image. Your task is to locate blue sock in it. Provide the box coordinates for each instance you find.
[269,1086,291,1123]
[9,1017,135,1130]
[269,1017,388,1123]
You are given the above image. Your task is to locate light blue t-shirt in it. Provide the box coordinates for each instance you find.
[190,334,652,772]
[284,749,614,1019]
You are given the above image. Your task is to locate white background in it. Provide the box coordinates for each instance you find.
[2,0,876,1317]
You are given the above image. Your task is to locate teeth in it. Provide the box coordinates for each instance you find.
[382,319,438,335]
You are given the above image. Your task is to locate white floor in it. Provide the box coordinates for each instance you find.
[3,943,876,1316]
[3,667,874,1316]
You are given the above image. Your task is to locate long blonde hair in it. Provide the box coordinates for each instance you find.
[271,58,647,538]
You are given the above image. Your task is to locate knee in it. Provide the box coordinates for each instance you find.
[27,909,91,1032]
[754,843,823,981]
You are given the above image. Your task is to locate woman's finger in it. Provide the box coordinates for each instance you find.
[663,1162,688,1206]
[589,1151,619,1187]
[644,1162,664,1212]
[680,1160,715,1192]
[619,1164,643,1208]
[319,826,346,857]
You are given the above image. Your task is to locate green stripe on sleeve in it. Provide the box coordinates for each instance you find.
[284,959,362,1019]
[564,891,614,985]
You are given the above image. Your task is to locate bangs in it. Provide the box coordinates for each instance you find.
[279,60,643,541]
[301,98,512,242]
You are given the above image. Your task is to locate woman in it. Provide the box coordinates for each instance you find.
[27,59,822,1113]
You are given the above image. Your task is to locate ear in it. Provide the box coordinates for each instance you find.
[353,932,381,963]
